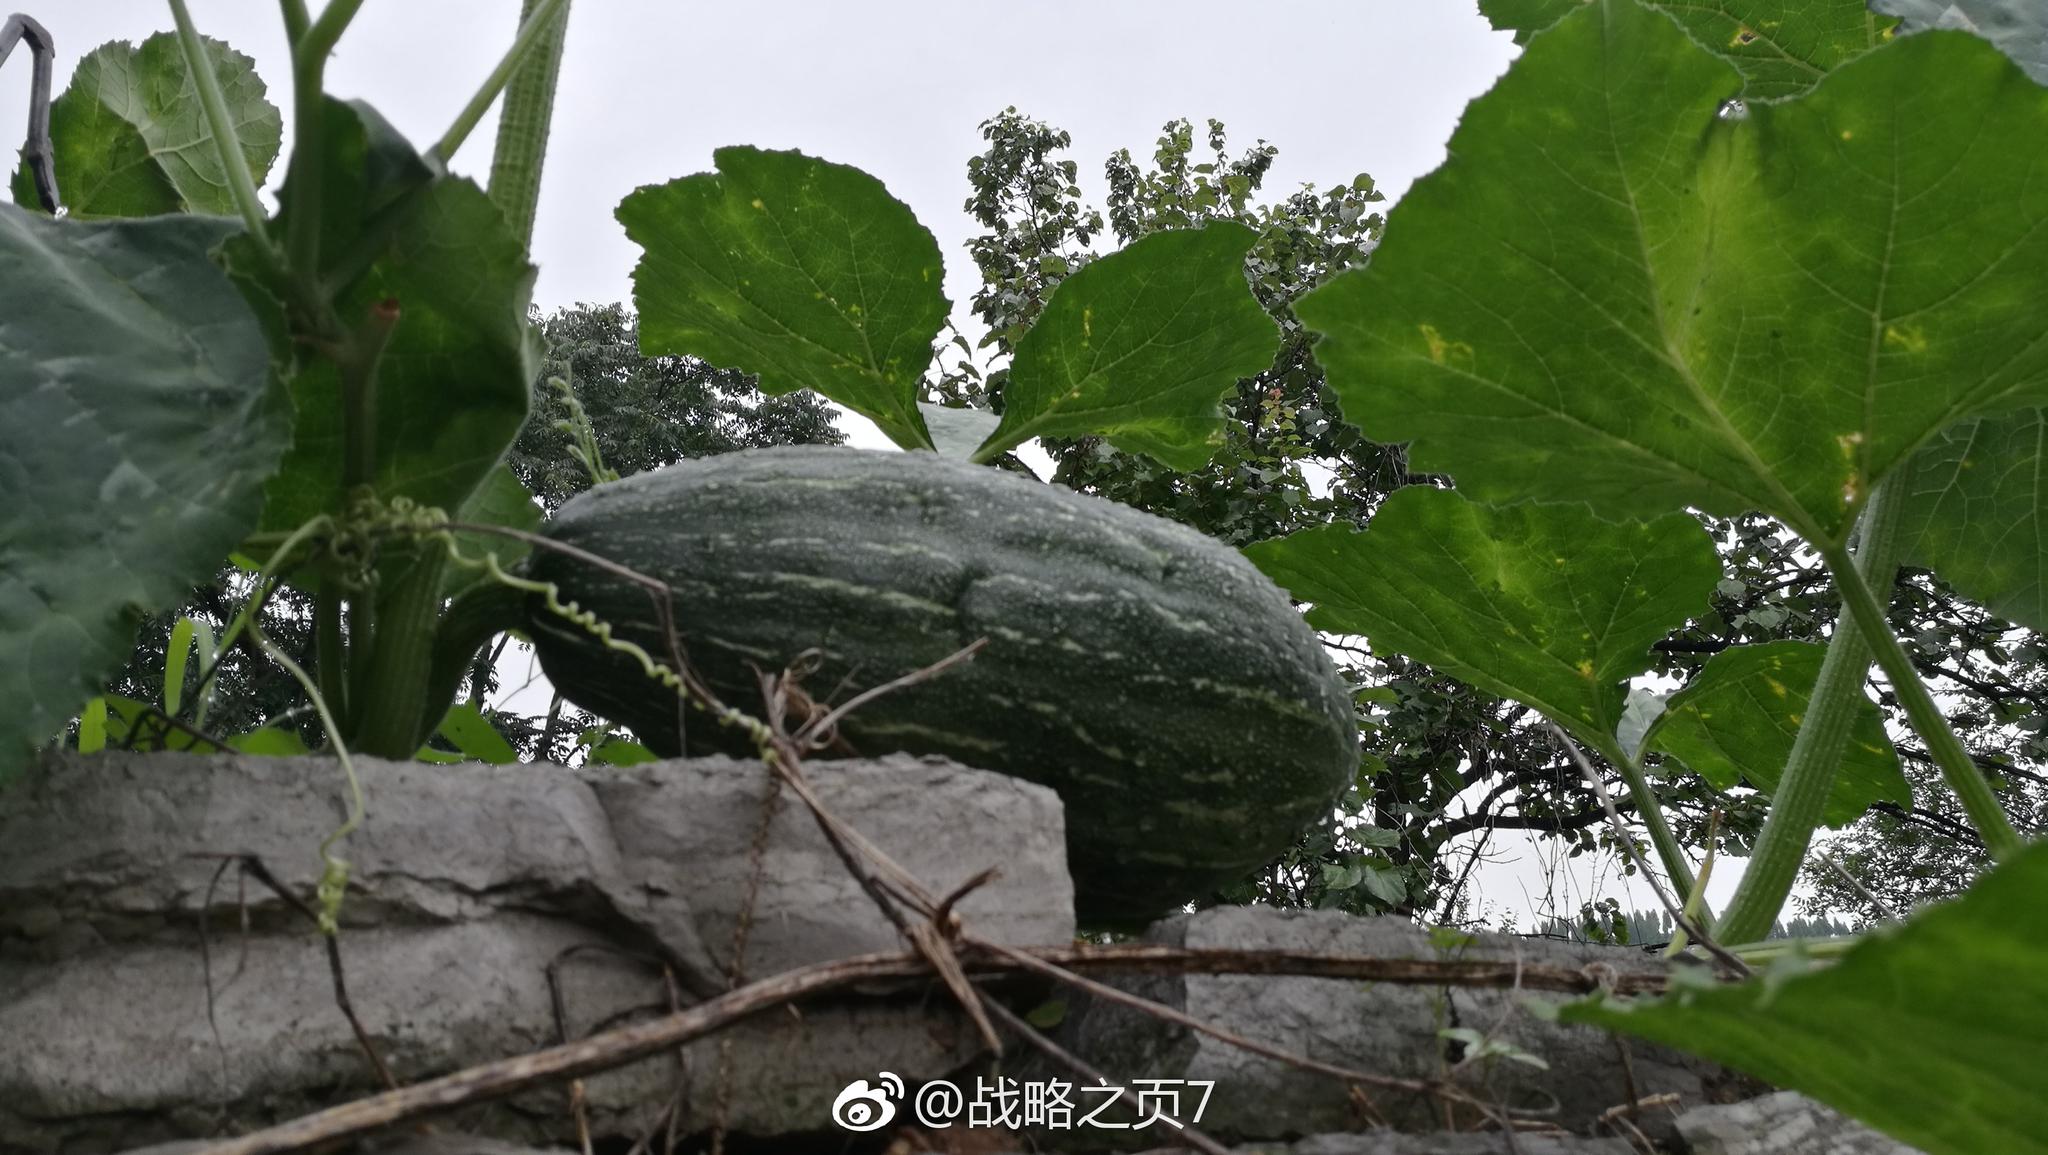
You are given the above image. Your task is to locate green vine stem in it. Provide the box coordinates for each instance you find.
[252,614,362,935]
[277,0,309,45]
[315,580,350,735]
[430,0,573,167]
[340,299,401,490]
[167,0,277,254]
[284,0,367,275]
[420,580,531,736]
[1821,515,2025,861]
[346,548,451,759]
[484,0,572,247]
[1717,480,1907,943]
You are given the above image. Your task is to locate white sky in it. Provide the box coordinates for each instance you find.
[8,2,1782,932]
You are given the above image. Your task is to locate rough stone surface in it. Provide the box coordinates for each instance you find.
[1045,908,1759,1145]
[0,751,1072,1154]
[586,755,1071,979]
[1675,1091,1925,1154]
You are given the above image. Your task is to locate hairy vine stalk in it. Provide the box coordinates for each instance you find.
[167,0,274,248]
[1717,481,1908,944]
[432,0,573,167]
[484,0,572,245]
[1822,532,2024,861]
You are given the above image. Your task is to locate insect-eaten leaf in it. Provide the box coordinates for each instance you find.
[0,208,283,781]
[1301,0,2048,546]
[1642,641,1908,827]
[1560,838,2048,1155]
[1244,486,1720,754]
[619,147,947,451]
[9,32,282,218]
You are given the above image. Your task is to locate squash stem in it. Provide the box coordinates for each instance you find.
[167,0,277,254]
[1717,481,1905,944]
[346,549,449,758]
[1821,521,2023,861]
[430,0,573,168]
[315,581,349,735]
[284,0,365,275]
[484,0,572,248]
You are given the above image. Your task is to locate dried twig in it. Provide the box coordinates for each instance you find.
[792,637,988,749]
[1550,726,1750,978]
[185,937,1691,1155]
[1818,849,1898,922]
[976,995,1230,1155]
[969,936,1507,1120]
[193,854,397,1092]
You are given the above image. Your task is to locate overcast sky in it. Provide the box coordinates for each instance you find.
[5,2,1517,312]
[7,3,1776,930]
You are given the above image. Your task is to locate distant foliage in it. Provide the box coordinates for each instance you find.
[509,303,844,512]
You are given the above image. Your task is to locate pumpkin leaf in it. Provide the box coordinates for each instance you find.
[0,208,282,780]
[1560,838,2048,1155]
[1480,0,1896,98]
[226,727,311,756]
[10,33,282,218]
[1899,409,2048,635]
[585,735,658,767]
[254,99,537,532]
[440,465,542,600]
[974,223,1279,471]
[1478,0,1584,44]
[1643,641,1908,826]
[619,147,946,451]
[1243,486,1720,749]
[433,702,519,764]
[1874,0,2048,83]
[1299,2,2048,547]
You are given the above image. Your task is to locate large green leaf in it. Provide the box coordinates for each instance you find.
[1479,0,1583,43]
[618,147,946,450]
[440,464,541,600]
[1243,486,1720,746]
[1875,0,2048,83]
[1301,2,2048,546]
[1480,0,1896,98]
[9,33,282,218]
[0,208,283,777]
[1643,640,1907,826]
[255,100,536,531]
[1561,838,2048,1155]
[974,223,1279,471]
[1898,409,2048,633]
[433,702,518,764]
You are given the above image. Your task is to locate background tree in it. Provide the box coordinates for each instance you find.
[510,302,843,512]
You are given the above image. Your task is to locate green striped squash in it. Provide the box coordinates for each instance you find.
[527,446,1357,925]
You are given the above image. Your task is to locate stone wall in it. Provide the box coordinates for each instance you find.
[0,752,1917,1155]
